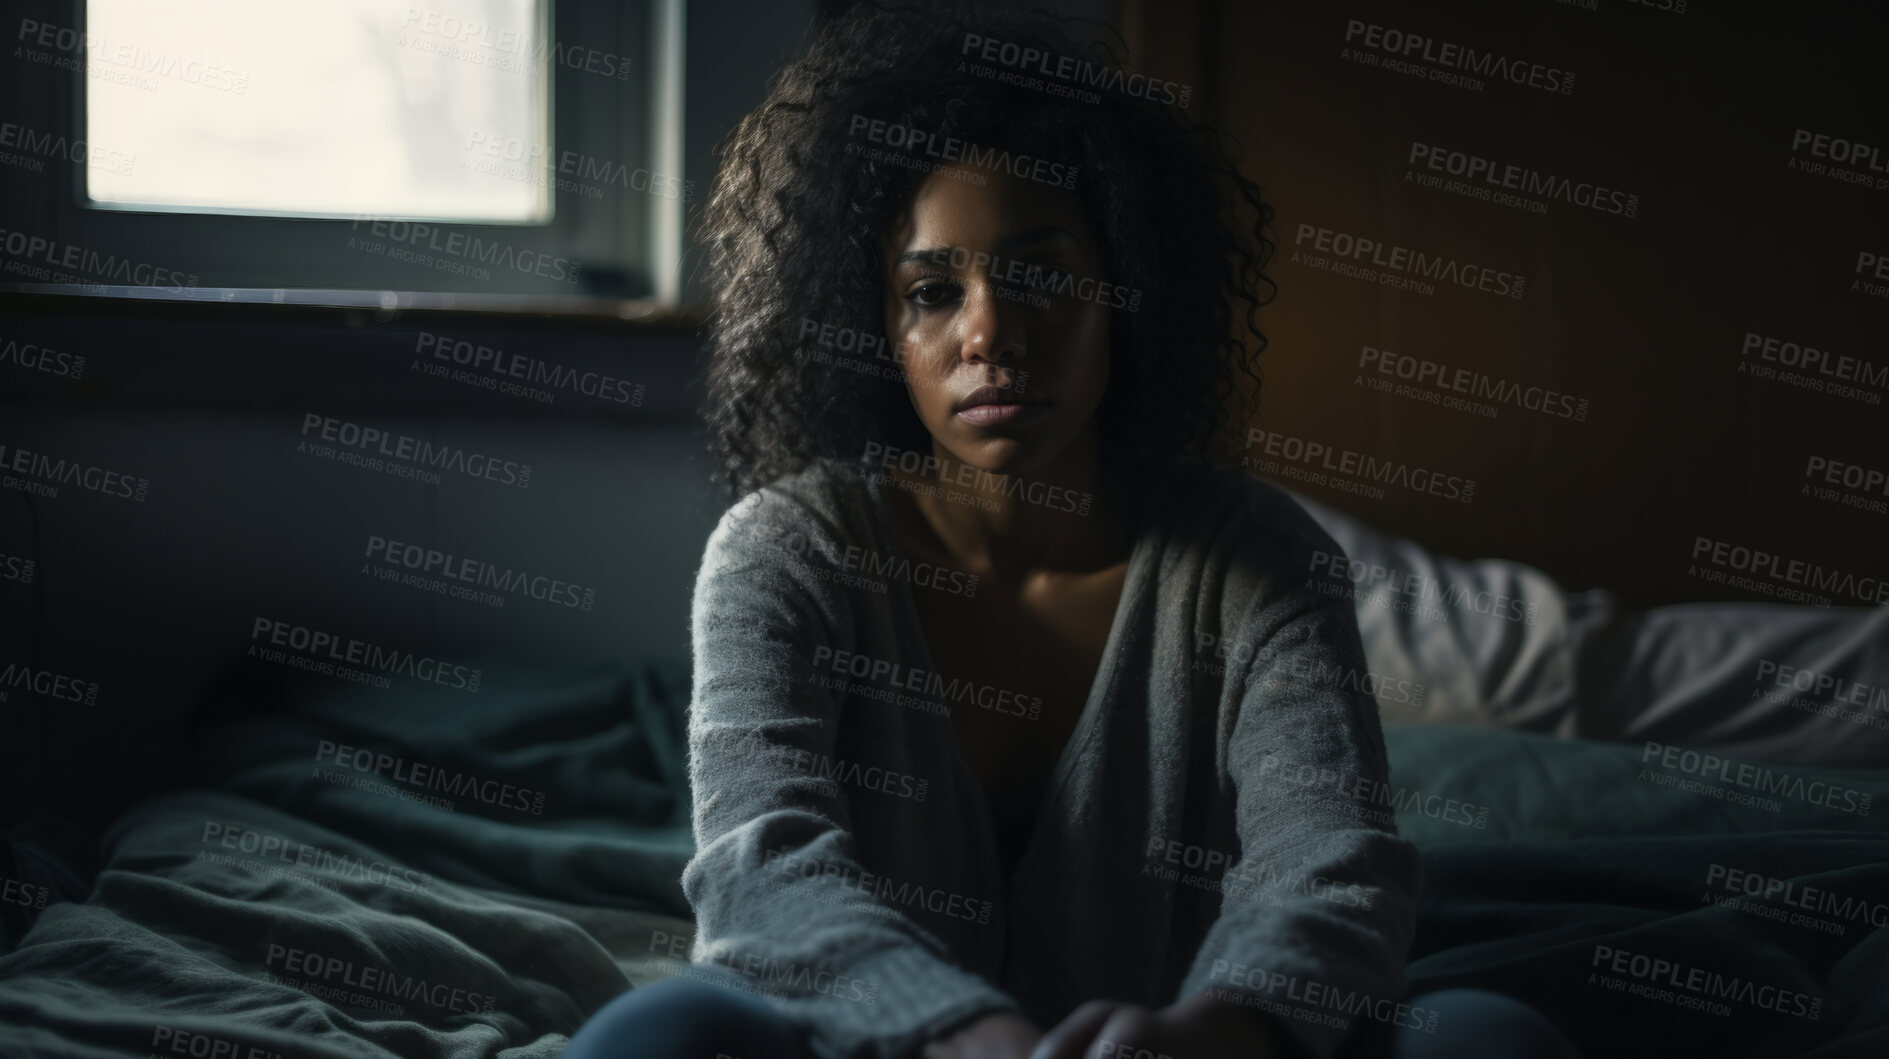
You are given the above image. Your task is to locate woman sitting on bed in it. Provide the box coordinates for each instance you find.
[566,3,1578,1058]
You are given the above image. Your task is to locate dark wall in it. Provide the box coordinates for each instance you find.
[1116,0,1888,610]
[0,296,721,828]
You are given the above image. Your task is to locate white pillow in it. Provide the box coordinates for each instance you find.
[1274,484,1616,731]
[1275,484,1889,768]
[1572,601,1889,768]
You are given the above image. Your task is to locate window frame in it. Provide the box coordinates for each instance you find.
[0,0,683,308]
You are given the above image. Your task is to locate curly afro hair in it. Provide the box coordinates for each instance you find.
[696,0,1278,517]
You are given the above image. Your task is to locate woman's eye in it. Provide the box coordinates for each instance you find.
[907,281,960,308]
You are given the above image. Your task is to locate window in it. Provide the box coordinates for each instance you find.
[0,0,686,307]
[85,0,552,223]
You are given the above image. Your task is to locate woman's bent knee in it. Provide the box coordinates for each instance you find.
[564,967,813,1059]
[1377,988,1579,1059]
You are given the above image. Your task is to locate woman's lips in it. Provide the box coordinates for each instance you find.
[956,403,1048,425]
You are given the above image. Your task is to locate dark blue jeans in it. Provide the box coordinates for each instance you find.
[564,964,816,1059]
[562,970,1580,1059]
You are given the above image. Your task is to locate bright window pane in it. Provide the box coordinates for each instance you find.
[85,0,550,222]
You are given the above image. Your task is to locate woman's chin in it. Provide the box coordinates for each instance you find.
[936,437,1045,477]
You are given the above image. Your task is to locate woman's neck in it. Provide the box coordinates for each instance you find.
[887,428,1130,583]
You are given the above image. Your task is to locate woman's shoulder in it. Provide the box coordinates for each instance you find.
[705,456,879,570]
[1157,463,1365,668]
[1156,460,1350,576]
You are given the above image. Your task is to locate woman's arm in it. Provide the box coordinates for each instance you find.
[1031,583,1405,1059]
[683,489,1023,1059]
[1173,558,1423,1059]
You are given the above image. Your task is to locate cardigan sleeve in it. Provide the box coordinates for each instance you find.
[1176,499,1424,1059]
[680,488,1021,1059]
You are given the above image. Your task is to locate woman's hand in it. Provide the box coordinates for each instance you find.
[922,1010,1045,1059]
[1029,993,1284,1059]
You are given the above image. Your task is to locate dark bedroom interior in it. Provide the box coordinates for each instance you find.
[1,1,1885,1057]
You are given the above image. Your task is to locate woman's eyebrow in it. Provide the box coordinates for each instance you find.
[894,248,955,267]
[893,228,1078,268]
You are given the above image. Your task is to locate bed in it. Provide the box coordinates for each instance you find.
[2,490,1885,1058]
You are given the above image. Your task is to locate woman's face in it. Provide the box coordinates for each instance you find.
[881,164,1112,478]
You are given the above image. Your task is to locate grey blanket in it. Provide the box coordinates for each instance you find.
[4,658,1888,1058]
[0,658,699,1058]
